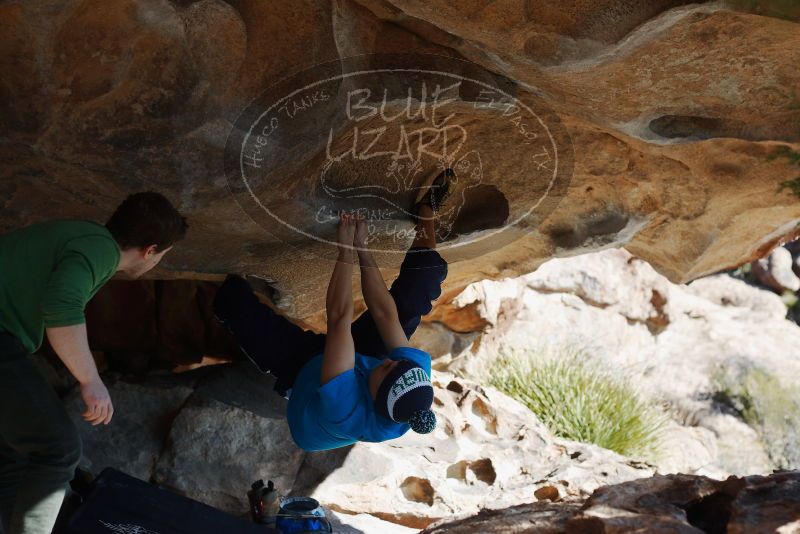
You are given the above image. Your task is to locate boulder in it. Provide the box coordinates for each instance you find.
[751,246,800,293]
[154,364,304,513]
[153,393,304,514]
[687,274,788,320]
[11,2,799,522]
[327,511,419,534]
[422,501,583,534]
[423,471,800,534]
[727,471,800,534]
[63,375,195,481]
[567,474,738,533]
[690,412,772,477]
[299,375,653,529]
[431,248,799,476]
[409,321,479,364]
[568,471,800,533]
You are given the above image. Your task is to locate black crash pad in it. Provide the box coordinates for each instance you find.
[66,468,275,534]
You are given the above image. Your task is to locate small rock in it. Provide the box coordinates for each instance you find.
[534,486,560,502]
[751,246,800,293]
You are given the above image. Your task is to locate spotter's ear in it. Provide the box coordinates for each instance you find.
[142,244,159,258]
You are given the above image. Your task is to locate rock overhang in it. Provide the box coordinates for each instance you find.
[1,0,799,322]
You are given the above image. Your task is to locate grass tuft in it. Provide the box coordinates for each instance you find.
[489,348,666,459]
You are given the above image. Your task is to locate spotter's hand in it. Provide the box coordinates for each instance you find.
[80,378,114,426]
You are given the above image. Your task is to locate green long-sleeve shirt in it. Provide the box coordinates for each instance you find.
[0,220,120,353]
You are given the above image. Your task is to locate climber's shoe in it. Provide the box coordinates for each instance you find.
[414,167,454,215]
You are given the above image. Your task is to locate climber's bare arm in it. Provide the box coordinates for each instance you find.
[322,315,354,385]
[355,216,409,352]
[321,215,356,385]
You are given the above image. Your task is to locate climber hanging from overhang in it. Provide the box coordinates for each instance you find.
[213,170,455,451]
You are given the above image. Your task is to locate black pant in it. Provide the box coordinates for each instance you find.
[0,333,81,534]
[213,247,448,396]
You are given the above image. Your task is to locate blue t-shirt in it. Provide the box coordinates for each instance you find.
[286,346,432,451]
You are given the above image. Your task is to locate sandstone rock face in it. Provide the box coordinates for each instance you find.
[56,358,654,525]
[567,474,733,533]
[64,376,195,480]
[751,246,800,293]
[687,274,788,319]
[327,511,418,534]
[61,363,303,514]
[153,394,304,513]
[422,501,583,534]
[12,3,800,527]
[296,374,653,529]
[423,471,800,534]
[2,1,800,322]
[84,279,240,367]
[49,246,800,529]
[415,247,800,476]
[152,365,304,512]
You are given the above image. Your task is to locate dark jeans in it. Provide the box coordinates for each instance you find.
[0,333,81,534]
[213,247,448,396]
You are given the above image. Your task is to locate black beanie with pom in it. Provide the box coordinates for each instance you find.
[375,359,436,433]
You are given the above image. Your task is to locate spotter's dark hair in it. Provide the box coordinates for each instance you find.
[106,192,187,251]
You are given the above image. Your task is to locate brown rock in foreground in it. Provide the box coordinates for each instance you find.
[422,471,800,533]
[422,501,583,534]
[2,1,800,322]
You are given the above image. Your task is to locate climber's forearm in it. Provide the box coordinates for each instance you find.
[326,250,354,324]
[358,250,409,351]
[358,250,397,321]
[322,251,355,384]
[321,250,355,384]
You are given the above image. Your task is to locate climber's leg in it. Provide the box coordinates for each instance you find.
[213,275,325,395]
[410,203,437,251]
